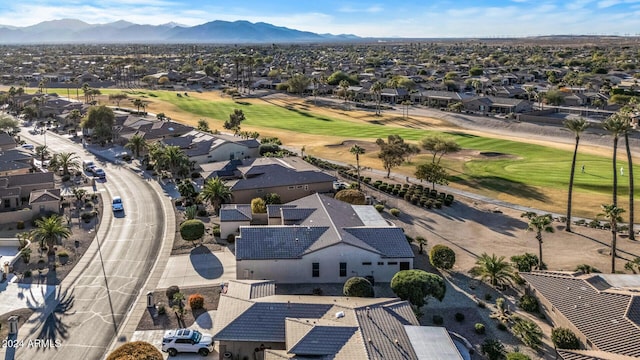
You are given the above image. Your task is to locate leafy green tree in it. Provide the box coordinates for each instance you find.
[108,93,128,107]
[263,193,281,205]
[81,105,115,142]
[471,253,516,287]
[224,109,245,134]
[343,277,374,298]
[33,214,71,257]
[177,179,197,203]
[349,144,365,189]
[326,71,353,85]
[521,212,554,269]
[599,204,625,273]
[125,134,148,158]
[415,162,449,190]
[199,177,232,213]
[564,118,589,232]
[544,90,565,106]
[287,74,311,96]
[420,136,461,164]
[179,219,205,241]
[481,339,506,360]
[376,135,409,178]
[551,327,581,350]
[429,244,456,270]
[510,253,539,272]
[511,317,543,350]
[390,270,445,309]
[0,114,19,133]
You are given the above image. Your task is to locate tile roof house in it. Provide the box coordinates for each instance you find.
[0,132,16,151]
[235,193,413,284]
[163,129,259,164]
[521,271,640,359]
[213,279,465,360]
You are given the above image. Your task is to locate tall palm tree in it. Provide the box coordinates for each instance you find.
[603,114,628,207]
[619,106,636,240]
[370,81,384,115]
[125,134,148,158]
[132,98,144,113]
[599,204,625,273]
[199,177,232,213]
[521,212,554,269]
[470,253,516,288]
[349,144,366,189]
[164,145,188,177]
[33,214,71,257]
[563,118,589,232]
[339,80,350,105]
[35,145,49,163]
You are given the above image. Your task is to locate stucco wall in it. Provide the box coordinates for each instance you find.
[220,220,248,239]
[217,340,283,360]
[237,242,412,283]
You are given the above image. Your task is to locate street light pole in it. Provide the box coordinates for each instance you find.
[94,210,119,336]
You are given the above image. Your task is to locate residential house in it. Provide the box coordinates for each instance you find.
[463,96,531,114]
[222,158,336,204]
[219,204,253,239]
[0,172,58,223]
[521,271,640,359]
[212,279,466,360]
[0,149,33,176]
[29,188,61,215]
[163,130,259,164]
[0,132,16,151]
[235,193,414,284]
[115,117,193,144]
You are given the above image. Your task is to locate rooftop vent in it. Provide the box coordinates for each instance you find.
[335,311,345,319]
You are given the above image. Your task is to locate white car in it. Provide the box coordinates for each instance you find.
[21,143,34,150]
[112,196,123,212]
[162,328,213,357]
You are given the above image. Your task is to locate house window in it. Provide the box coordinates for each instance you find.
[288,186,295,190]
[312,263,319,277]
[388,262,398,265]
[3,199,9,208]
[362,262,372,266]
[400,262,410,270]
[378,262,384,265]
[339,262,347,277]
[296,185,303,189]
[256,189,264,193]
[304,185,309,190]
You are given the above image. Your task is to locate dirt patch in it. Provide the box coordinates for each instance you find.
[0,308,34,340]
[171,206,224,256]
[136,286,221,331]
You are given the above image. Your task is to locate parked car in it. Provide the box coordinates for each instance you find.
[112,196,123,212]
[21,143,34,150]
[93,168,106,179]
[82,160,95,172]
[161,328,213,357]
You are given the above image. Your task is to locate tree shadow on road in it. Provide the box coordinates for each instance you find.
[24,285,75,350]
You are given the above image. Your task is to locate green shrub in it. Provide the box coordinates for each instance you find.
[432,315,444,325]
[343,277,374,297]
[212,225,221,237]
[16,221,25,229]
[484,293,493,301]
[429,244,456,269]
[506,352,530,360]
[188,293,205,310]
[481,339,506,360]
[475,323,486,334]
[374,204,384,212]
[24,270,32,277]
[179,219,205,241]
[166,286,180,303]
[518,294,539,313]
[227,234,236,243]
[58,251,69,258]
[157,303,166,315]
[511,317,543,350]
[551,327,580,350]
[389,208,400,217]
[455,312,465,322]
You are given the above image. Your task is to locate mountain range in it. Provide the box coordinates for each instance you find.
[0,19,360,44]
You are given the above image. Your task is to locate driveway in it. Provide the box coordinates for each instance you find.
[157,247,236,289]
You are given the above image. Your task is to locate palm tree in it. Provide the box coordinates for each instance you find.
[370,81,384,115]
[125,134,148,158]
[199,177,232,213]
[54,152,80,175]
[66,109,83,132]
[339,80,350,105]
[72,187,87,211]
[603,114,628,207]
[415,236,427,254]
[619,108,635,240]
[599,204,625,273]
[164,145,188,177]
[35,145,49,163]
[521,212,554,269]
[349,144,365,189]
[470,253,516,288]
[132,98,144,114]
[564,118,589,232]
[33,214,71,258]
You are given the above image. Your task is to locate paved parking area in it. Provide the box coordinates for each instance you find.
[157,247,236,290]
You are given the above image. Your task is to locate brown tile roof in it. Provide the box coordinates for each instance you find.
[6,172,54,187]
[521,272,640,357]
[29,188,61,204]
[557,349,639,360]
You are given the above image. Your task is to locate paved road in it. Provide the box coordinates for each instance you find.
[6,130,170,360]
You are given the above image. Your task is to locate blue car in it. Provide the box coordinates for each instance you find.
[112,196,124,212]
[94,168,106,179]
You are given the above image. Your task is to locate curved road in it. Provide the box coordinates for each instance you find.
[12,130,170,360]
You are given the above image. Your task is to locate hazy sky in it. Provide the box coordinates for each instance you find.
[2,0,640,37]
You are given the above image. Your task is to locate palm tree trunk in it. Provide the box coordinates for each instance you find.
[566,136,580,232]
[611,228,617,273]
[613,138,618,207]
[537,232,543,269]
[356,154,361,189]
[625,134,635,240]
